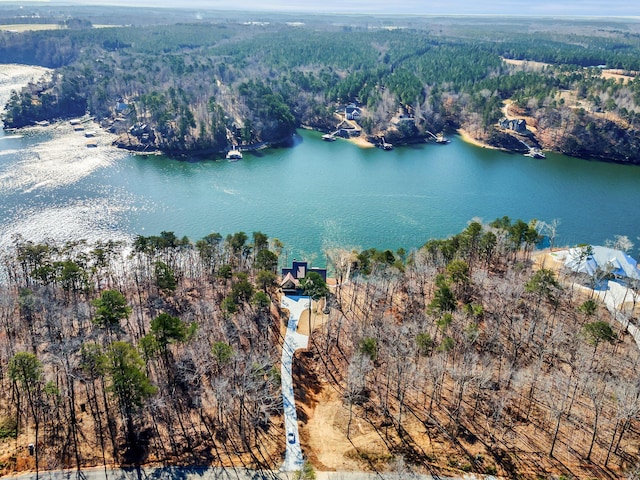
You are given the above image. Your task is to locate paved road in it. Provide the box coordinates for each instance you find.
[279,295,310,472]
[2,466,492,480]
[2,466,282,480]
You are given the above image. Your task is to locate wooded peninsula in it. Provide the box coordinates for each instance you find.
[2,7,640,162]
[0,219,639,479]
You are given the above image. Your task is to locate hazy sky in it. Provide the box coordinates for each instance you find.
[9,0,640,17]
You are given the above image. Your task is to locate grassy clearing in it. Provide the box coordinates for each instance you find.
[0,24,62,32]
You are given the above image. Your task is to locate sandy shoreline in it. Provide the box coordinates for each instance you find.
[345,135,375,148]
[339,129,494,151]
[456,128,499,150]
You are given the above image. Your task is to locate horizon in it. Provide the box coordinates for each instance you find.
[2,0,639,18]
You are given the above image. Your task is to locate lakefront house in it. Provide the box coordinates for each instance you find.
[281,260,327,295]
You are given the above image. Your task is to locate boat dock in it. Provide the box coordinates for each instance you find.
[426,130,450,144]
[226,147,243,161]
[378,140,393,150]
[525,148,546,159]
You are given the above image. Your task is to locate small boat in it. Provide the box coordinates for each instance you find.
[226,148,243,161]
[35,120,50,127]
[322,134,336,142]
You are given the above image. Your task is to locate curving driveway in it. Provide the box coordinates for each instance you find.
[280,295,310,472]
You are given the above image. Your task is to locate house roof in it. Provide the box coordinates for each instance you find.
[565,246,640,279]
[281,272,300,289]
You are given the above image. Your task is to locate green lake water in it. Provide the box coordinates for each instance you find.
[108,130,640,257]
[2,70,640,260]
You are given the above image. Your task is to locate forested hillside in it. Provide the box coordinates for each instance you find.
[0,231,286,473]
[2,12,640,161]
[0,220,638,479]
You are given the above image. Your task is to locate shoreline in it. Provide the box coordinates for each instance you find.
[456,128,499,150]
[345,135,375,149]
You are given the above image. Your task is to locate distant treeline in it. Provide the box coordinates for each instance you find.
[2,15,640,161]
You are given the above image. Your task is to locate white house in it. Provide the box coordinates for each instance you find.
[564,246,640,280]
[345,104,362,121]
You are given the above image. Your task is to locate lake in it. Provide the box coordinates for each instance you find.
[2,65,640,261]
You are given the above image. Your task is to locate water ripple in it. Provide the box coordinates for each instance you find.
[0,198,134,250]
[0,125,127,193]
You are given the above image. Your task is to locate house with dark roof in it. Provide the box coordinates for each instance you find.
[281,260,327,295]
[499,118,528,134]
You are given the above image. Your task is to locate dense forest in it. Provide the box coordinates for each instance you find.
[1,9,640,161]
[0,218,639,479]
